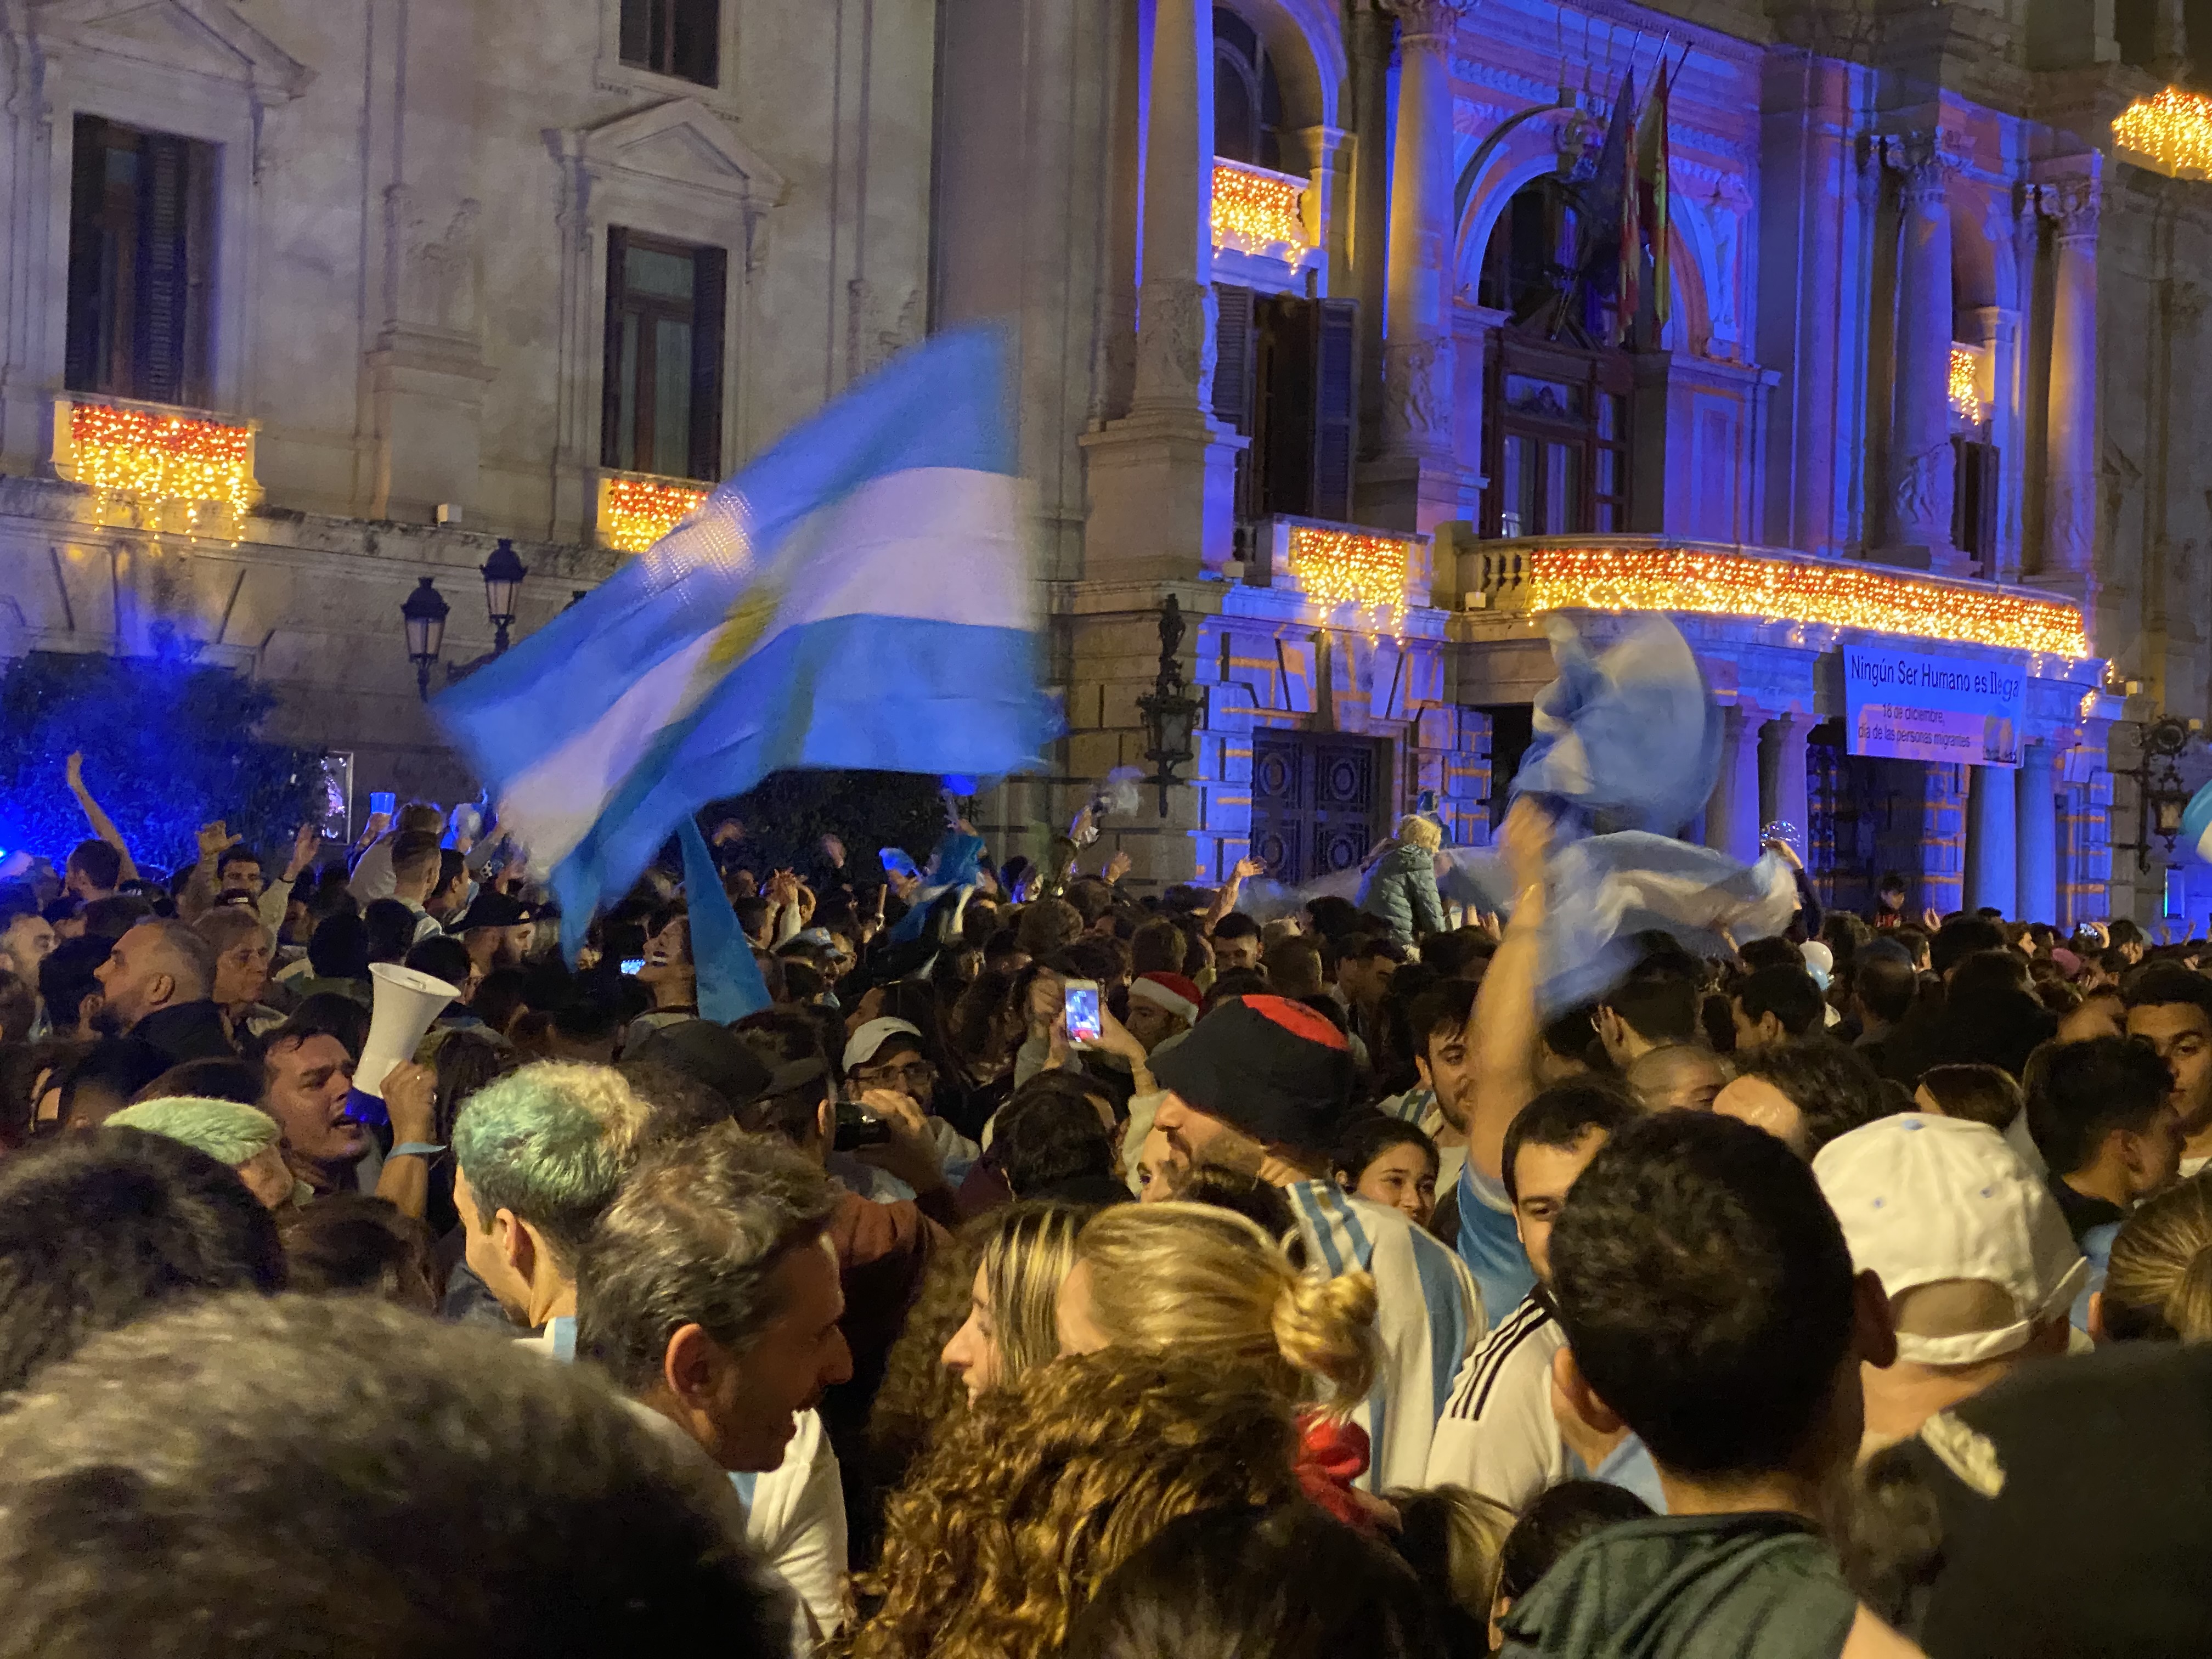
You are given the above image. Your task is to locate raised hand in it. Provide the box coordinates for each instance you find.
[198,820,241,862]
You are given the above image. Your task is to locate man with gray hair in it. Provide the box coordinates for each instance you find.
[94,917,232,1062]
[579,1121,853,1642]
[450,1061,654,1339]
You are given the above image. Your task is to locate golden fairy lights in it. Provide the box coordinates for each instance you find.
[1211,159,1308,261]
[1520,547,2091,658]
[602,476,708,554]
[67,402,252,521]
[1287,526,1412,618]
[2112,86,2212,179]
[1948,347,1982,427]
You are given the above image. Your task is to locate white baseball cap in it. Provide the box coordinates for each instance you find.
[1814,1113,2086,1367]
[842,1017,925,1073]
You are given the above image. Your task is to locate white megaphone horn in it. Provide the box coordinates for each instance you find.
[355,962,458,1099]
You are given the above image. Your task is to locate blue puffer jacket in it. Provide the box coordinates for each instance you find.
[1356,839,1446,943]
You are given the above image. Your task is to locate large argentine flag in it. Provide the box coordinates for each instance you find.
[436,328,1047,949]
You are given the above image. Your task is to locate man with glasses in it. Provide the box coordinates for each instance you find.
[839,1017,978,1188]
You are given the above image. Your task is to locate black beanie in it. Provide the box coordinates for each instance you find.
[1149,994,1355,1155]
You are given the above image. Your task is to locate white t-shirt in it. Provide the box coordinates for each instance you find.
[1426,1291,1569,1510]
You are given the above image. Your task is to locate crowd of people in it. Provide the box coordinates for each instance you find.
[1,772,2209,1659]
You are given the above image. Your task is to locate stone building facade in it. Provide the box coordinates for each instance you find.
[0,0,929,809]
[4,0,2210,925]
[943,0,2212,927]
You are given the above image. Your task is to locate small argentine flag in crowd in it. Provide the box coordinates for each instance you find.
[437,327,1048,951]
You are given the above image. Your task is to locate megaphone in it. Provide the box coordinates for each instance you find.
[354,962,458,1102]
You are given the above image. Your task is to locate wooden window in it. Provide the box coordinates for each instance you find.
[1211,7,1284,170]
[1487,340,1632,537]
[601,228,727,482]
[65,116,217,408]
[619,0,720,86]
[1213,284,1359,522]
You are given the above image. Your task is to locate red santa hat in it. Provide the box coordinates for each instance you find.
[1128,972,1201,1026]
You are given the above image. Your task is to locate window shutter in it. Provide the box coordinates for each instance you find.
[180,140,217,408]
[601,227,630,469]
[64,117,110,394]
[137,132,190,404]
[688,245,727,482]
[1211,283,1255,432]
[1310,297,1359,521]
[674,0,720,84]
[618,0,651,66]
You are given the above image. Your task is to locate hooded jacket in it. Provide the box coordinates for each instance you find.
[1356,839,1446,943]
[1499,1513,1858,1659]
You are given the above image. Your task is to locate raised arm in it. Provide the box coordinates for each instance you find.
[64,752,139,882]
[1204,856,1265,932]
[1464,800,1551,1184]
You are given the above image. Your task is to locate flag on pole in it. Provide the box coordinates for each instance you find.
[437,326,1049,953]
[676,816,770,1023]
[1583,69,1638,334]
[1638,55,1674,327]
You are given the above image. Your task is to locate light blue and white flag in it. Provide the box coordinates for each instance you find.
[437,327,1047,952]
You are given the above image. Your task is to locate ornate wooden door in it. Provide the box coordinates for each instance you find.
[1249,731,1387,885]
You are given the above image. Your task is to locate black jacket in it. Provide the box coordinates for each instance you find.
[132,1000,238,1065]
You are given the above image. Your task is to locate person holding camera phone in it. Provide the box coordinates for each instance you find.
[842,1018,981,1190]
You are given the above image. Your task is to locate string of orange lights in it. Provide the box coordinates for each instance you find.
[2113,86,2212,178]
[67,402,253,521]
[1947,347,1982,427]
[602,476,709,554]
[1211,160,1308,260]
[1286,526,1413,618]
[1516,546,2090,658]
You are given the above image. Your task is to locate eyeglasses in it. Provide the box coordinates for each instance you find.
[854,1060,935,1091]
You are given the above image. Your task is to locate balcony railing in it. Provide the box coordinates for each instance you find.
[1465,535,2091,659]
[50,396,259,533]
[597,470,710,554]
[1241,515,1432,623]
[1211,158,1310,264]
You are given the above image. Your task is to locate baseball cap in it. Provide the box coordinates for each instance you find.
[1813,1113,2085,1366]
[1128,972,1201,1026]
[843,1017,924,1073]
[626,1020,772,1113]
[1148,994,1353,1156]
[456,890,534,932]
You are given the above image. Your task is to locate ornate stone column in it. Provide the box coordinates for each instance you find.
[2036,161,2101,596]
[2015,742,2059,924]
[1759,712,1812,848]
[1968,302,2023,582]
[1362,0,1468,534]
[1130,0,1212,414]
[1080,0,1246,580]
[1965,763,2019,917]
[1879,132,1961,574]
[1704,703,1764,863]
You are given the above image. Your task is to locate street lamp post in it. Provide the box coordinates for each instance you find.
[1136,595,1201,817]
[481,538,529,656]
[401,576,450,701]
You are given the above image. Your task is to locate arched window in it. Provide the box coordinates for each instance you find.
[1477,180,1632,539]
[1214,7,1284,171]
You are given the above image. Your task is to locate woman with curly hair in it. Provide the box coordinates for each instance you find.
[1053,1201,1383,1526]
[842,1351,1301,1659]
[937,1201,1086,1400]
